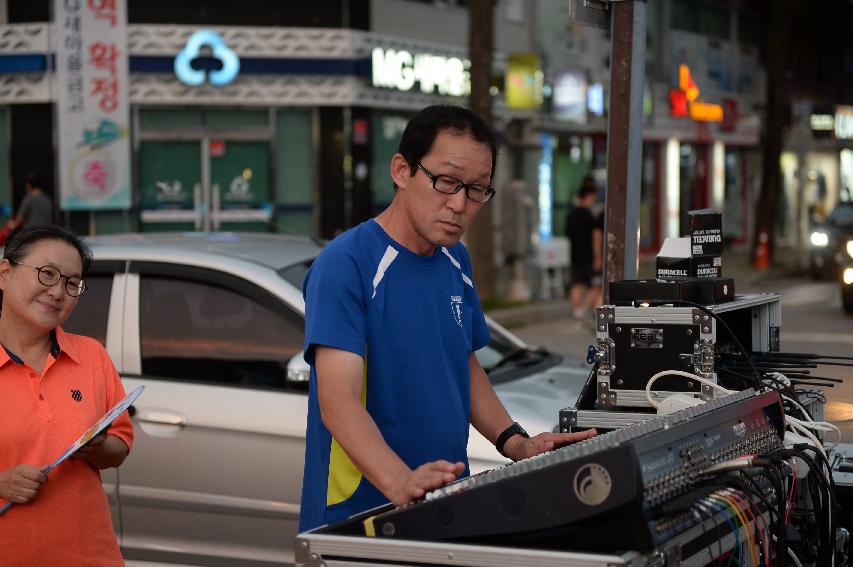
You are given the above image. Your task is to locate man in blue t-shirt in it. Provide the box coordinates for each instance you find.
[299,105,596,532]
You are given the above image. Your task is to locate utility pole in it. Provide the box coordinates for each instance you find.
[468,0,497,301]
[753,0,791,263]
[602,0,647,302]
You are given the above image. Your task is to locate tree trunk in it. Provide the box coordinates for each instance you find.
[753,1,791,262]
[467,0,496,301]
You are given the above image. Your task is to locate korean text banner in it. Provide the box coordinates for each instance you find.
[55,0,131,210]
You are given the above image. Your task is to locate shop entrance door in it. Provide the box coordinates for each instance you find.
[140,138,271,232]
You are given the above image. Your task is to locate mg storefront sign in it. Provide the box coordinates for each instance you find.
[371,47,469,96]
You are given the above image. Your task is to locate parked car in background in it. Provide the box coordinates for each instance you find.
[63,232,591,566]
[810,201,853,279]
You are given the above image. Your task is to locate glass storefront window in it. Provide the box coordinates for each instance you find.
[640,143,659,251]
[371,111,412,210]
[552,135,593,238]
[841,149,853,202]
[679,144,696,218]
[723,149,745,241]
[672,0,730,39]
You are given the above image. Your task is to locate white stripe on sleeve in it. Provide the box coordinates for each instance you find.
[372,245,399,299]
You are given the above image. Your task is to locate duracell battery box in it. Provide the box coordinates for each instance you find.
[656,237,722,279]
[656,237,691,278]
[692,255,723,278]
[688,208,723,256]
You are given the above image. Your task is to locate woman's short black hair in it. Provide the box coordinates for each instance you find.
[3,225,92,277]
[395,105,498,188]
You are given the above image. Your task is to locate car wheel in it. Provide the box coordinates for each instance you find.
[810,257,824,280]
[843,285,853,315]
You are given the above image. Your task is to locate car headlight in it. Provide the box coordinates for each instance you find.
[847,240,853,259]
[845,267,853,285]
[810,231,829,247]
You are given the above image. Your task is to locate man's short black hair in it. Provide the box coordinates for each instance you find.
[577,176,597,199]
[396,105,498,189]
[25,173,43,190]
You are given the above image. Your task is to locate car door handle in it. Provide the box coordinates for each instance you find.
[138,411,187,426]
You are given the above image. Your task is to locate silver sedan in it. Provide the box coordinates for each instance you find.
[63,232,590,566]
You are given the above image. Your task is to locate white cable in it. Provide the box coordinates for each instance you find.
[782,392,843,449]
[786,416,829,461]
[787,414,843,449]
[773,372,841,449]
[786,414,833,566]
[771,535,805,567]
[787,545,804,567]
[766,371,791,387]
[781,410,837,567]
[702,456,754,474]
[645,370,735,409]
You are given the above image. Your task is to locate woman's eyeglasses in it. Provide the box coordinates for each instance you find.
[9,260,87,297]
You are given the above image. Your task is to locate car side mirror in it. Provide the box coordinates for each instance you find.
[286,351,310,384]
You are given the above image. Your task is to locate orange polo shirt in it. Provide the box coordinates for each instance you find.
[0,327,134,566]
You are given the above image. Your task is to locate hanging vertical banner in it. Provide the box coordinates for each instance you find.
[55,0,131,210]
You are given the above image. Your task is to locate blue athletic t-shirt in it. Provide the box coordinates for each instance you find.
[299,219,490,531]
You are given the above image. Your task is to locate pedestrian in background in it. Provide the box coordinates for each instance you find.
[0,225,133,565]
[566,176,603,323]
[15,174,54,229]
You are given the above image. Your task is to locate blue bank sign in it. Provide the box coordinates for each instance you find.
[174,30,240,86]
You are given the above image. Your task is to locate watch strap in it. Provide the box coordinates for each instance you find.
[495,421,530,459]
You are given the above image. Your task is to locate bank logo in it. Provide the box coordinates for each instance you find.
[573,463,612,506]
[175,30,240,86]
[450,295,463,327]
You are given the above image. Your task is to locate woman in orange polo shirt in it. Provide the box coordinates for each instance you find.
[0,225,133,565]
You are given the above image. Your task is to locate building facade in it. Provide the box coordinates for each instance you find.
[0,0,533,239]
[7,0,834,281]
[532,0,765,255]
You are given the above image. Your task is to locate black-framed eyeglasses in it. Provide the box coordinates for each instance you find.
[416,163,496,203]
[9,260,87,297]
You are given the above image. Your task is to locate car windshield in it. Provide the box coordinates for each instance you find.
[828,203,853,227]
[475,320,555,380]
[278,257,556,381]
[475,322,522,369]
[278,260,312,290]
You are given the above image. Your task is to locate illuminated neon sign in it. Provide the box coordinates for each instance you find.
[371,47,470,96]
[174,30,240,86]
[669,64,723,123]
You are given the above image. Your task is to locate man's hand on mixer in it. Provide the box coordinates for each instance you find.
[385,460,466,507]
[504,429,598,462]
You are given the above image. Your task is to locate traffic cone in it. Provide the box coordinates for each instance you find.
[754,231,770,270]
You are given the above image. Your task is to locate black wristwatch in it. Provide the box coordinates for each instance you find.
[495,422,530,459]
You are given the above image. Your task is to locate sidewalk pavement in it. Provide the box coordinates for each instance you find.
[485,249,800,354]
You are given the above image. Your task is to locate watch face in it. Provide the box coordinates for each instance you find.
[510,423,529,438]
